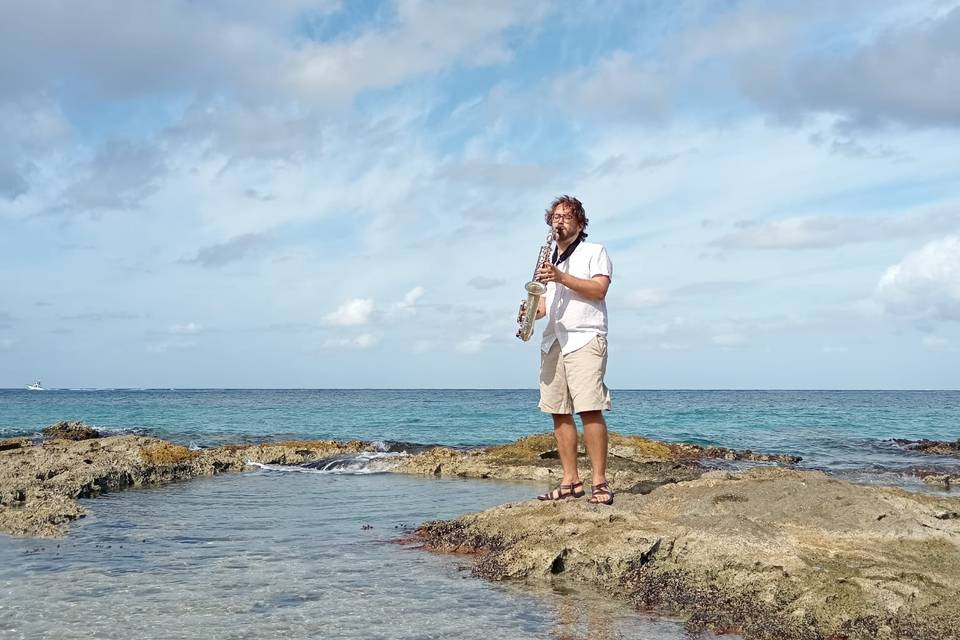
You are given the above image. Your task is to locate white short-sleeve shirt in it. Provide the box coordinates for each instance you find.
[541,240,613,355]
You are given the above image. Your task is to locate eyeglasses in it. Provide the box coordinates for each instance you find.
[551,213,576,222]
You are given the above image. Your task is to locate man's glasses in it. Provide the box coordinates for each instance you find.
[551,213,576,222]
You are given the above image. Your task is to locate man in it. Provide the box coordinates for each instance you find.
[534,195,614,505]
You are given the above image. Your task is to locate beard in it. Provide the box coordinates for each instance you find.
[554,224,580,243]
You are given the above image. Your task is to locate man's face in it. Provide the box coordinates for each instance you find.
[551,204,582,241]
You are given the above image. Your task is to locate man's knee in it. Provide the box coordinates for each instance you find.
[578,409,606,424]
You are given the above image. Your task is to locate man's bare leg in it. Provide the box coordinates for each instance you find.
[552,413,581,485]
[579,410,608,487]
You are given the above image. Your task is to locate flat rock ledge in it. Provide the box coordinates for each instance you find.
[390,432,799,493]
[416,467,960,640]
[0,429,795,539]
[0,434,372,537]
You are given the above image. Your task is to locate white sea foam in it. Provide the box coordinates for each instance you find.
[248,451,407,475]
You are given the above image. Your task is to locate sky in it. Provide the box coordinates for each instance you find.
[1,0,959,389]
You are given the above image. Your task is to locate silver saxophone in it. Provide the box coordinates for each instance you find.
[516,227,557,341]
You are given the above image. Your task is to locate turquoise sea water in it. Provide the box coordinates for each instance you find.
[2,388,958,475]
[1,389,958,639]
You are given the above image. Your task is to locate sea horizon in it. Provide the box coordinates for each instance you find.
[6,386,960,391]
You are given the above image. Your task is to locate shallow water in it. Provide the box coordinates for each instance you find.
[0,470,728,640]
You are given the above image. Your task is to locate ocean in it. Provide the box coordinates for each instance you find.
[1,389,958,639]
[2,388,958,477]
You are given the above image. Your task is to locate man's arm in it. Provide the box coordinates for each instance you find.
[536,262,610,301]
[558,273,610,301]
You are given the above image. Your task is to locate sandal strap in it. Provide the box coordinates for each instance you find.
[538,481,584,500]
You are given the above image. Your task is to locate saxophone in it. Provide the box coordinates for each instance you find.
[515,228,557,341]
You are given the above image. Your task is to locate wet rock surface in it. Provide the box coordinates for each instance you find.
[40,420,102,441]
[922,473,960,489]
[416,467,960,640]
[890,438,960,456]
[390,432,795,493]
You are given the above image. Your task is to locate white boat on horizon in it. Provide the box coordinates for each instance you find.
[26,380,45,391]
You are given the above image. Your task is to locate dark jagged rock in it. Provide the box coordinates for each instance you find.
[41,421,102,441]
[0,438,30,452]
[891,438,960,456]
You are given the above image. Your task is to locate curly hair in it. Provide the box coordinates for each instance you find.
[544,195,588,239]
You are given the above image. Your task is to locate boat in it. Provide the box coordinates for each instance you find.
[26,380,45,391]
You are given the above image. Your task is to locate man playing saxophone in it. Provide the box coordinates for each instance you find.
[533,195,614,505]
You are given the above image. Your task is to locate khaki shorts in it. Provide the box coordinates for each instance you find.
[539,335,612,414]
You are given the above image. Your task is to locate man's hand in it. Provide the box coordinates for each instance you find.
[536,263,563,284]
[537,263,610,301]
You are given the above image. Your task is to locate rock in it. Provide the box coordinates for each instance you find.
[41,421,101,441]
[416,467,960,640]
[891,438,960,456]
[922,474,958,489]
[0,435,378,537]
[0,428,804,536]
[392,432,799,491]
[0,438,30,452]
[0,429,805,540]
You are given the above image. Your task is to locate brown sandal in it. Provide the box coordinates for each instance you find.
[588,482,614,505]
[537,481,585,501]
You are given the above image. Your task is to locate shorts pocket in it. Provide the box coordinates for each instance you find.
[594,334,607,356]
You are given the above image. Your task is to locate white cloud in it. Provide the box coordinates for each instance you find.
[657,342,690,351]
[922,335,954,351]
[455,333,491,354]
[0,337,16,351]
[876,235,960,322]
[323,298,375,326]
[412,339,435,353]
[736,5,960,130]
[57,140,166,213]
[711,333,747,348]
[283,1,552,103]
[180,233,272,268]
[354,333,379,349]
[321,333,380,349]
[713,206,960,250]
[626,288,671,309]
[467,276,506,290]
[169,322,203,334]
[146,340,197,353]
[386,286,425,318]
[821,345,850,354]
[551,50,668,121]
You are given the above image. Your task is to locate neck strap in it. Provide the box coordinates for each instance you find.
[552,235,583,266]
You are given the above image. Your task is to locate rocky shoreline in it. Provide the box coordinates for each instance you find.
[3,423,960,639]
[0,422,375,537]
[0,423,801,539]
[416,466,960,640]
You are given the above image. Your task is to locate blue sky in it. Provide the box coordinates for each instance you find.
[1,0,959,389]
